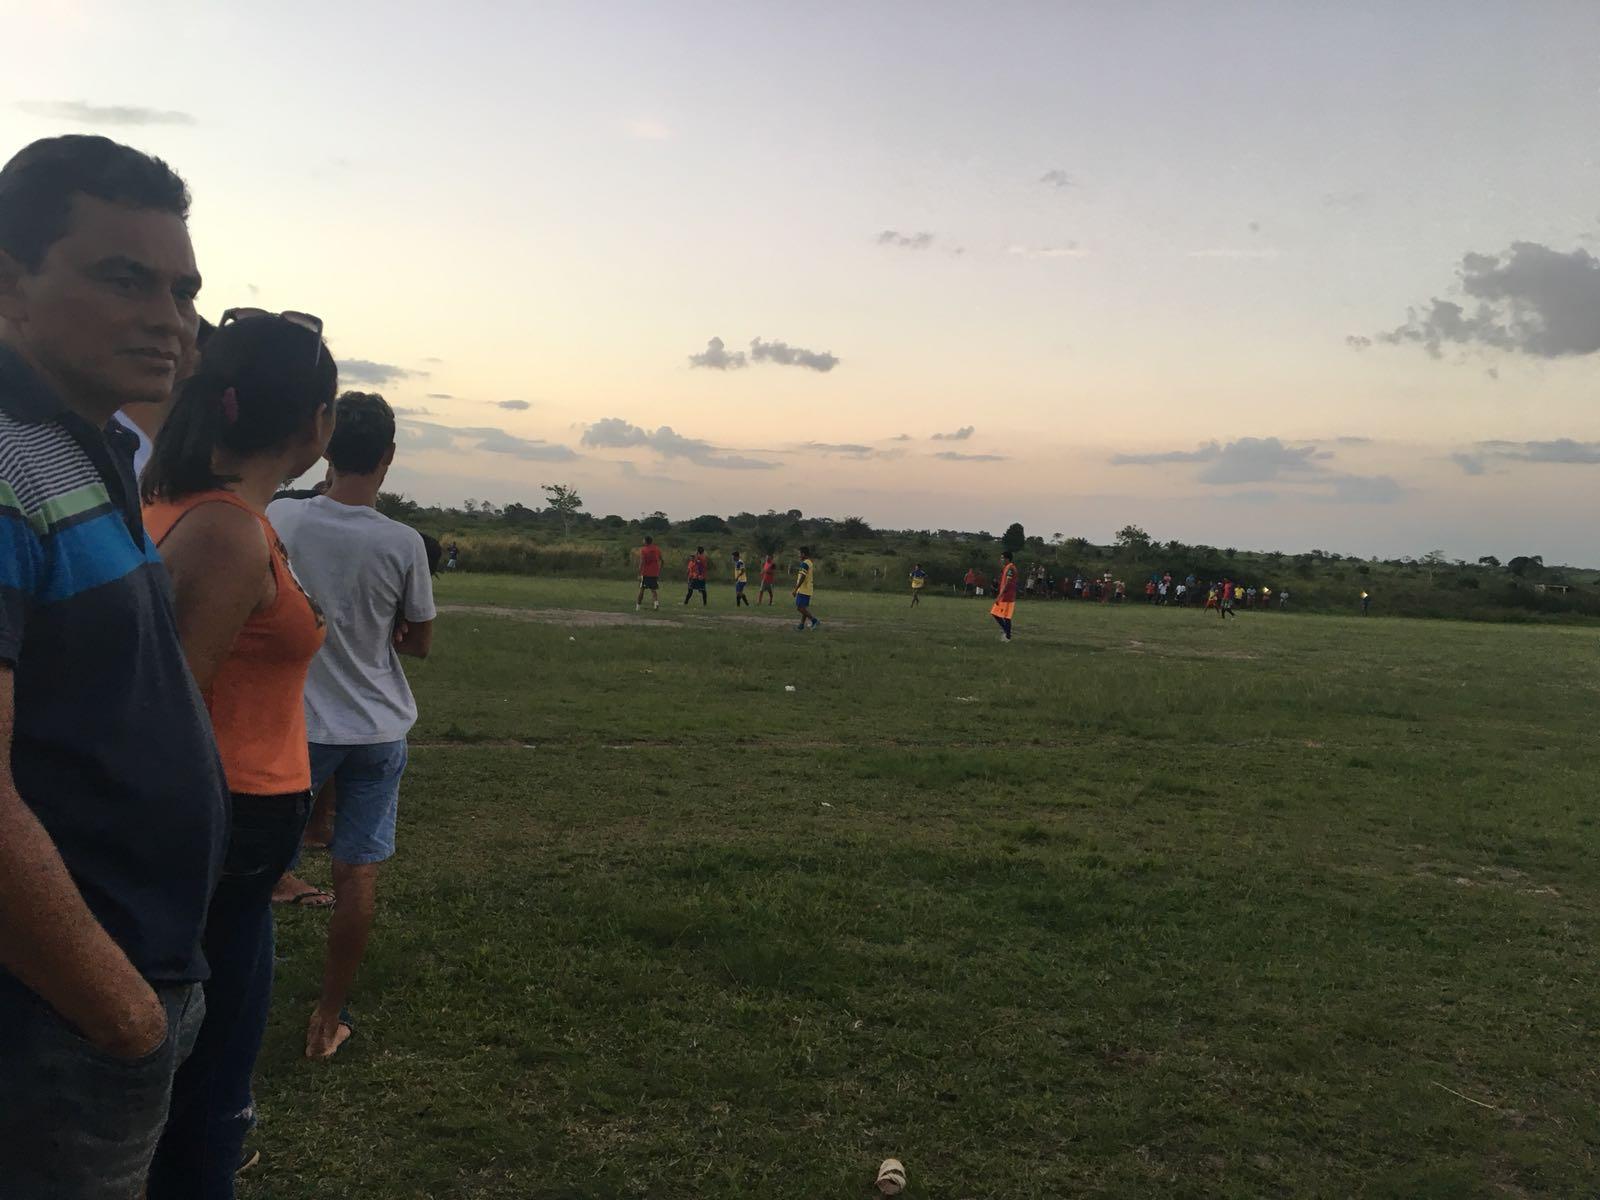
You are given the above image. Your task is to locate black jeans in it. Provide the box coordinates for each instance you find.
[148,791,310,1199]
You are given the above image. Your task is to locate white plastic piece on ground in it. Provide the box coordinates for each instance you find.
[784,685,796,692]
[877,1158,907,1195]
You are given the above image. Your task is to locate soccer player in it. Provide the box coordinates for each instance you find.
[793,547,820,629]
[733,549,750,607]
[1360,589,1371,615]
[636,535,662,611]
[909,563,927,607]
[759,553,776,604]
[1220,578,1238,619]
[683,546,708,605]
[991,550,1019,641]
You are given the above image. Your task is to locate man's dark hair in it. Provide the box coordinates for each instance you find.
[644,535,654,545]
[0,135,190,271]
[1002,550,1014,562]
[326,391,395,475]
[696,546,704,553]
[800,545,812,557]
[419,532,442,575]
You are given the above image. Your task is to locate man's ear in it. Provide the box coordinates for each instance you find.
[382,442,396,468]
[0,249,29,324]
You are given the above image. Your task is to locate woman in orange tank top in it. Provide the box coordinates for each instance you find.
[141,311,336,1197]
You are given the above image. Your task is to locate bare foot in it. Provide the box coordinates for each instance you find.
[305,1008,354,1060]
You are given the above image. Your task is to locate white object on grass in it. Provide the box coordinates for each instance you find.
[877,1158,906,1195]
[784,685,796,692]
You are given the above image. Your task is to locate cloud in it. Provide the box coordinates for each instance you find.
[16,100,195,127]
[1323,191,1369,209]
[1345,335,1373,350]
[1248,221,1262,234]
[877,230,935,250]
[688,336,840,372]
[426,392,454,400]
[801,441,875,456]
[625,117,673,141]
[1039,169,1075,190]
[581,417,776,470]
[495,400,532,411]
[1111,437,1322,484]
[1458,438,1600,470]
[749,337,839,372]
[397,417,576,461]
[891,433,912,441]
[688,336,747,370]
[934,451,1007,462]
[338,359,425,386]
[391,406,431,417]
[1321,474,1403,504]
[930,426,975,441]
[1376,242,1600,358]
[1110,443,1223,466]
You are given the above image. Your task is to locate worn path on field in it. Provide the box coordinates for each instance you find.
[439,603,855,630]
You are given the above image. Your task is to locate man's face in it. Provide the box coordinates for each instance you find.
[0,195,200,412]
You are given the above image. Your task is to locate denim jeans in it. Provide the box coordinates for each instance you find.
[0,973,204,1200]
[147,791,310,1200]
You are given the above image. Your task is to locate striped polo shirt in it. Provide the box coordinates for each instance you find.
[0,345,226,985]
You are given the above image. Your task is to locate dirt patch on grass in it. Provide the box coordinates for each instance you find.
[440,604,679,628]
[440,604,852,632]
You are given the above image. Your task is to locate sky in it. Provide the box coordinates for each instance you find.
[5,0,1600,563]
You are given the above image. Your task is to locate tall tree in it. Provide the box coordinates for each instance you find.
[541,483,584,535]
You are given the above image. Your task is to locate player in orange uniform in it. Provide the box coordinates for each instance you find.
[990,550,1018,642]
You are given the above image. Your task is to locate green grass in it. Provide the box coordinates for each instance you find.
[253,576,1600,1198]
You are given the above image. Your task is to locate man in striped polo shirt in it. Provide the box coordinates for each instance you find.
[0,136,228,1197]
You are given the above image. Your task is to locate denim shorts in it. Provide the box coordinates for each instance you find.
[0,972,204,1198]
[311,740,409,866]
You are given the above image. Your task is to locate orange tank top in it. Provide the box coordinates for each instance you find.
[144,490,325,795]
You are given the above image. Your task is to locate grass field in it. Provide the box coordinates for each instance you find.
[253,575,1599,1199]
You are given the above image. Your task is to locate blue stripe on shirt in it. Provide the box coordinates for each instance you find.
[36,510,149,604]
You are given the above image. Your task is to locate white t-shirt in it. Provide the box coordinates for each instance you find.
[112,410,154,480]
[266,495,437,745]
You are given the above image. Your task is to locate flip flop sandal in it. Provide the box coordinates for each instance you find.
[309,1008,356,1061]
[275,887,334,909]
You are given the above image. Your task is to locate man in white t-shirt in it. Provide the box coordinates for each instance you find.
[267,391,435,1060]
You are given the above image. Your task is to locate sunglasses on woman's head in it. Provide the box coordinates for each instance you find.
[219,307,325,365]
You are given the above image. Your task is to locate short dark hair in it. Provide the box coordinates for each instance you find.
[326,391,395,475]
[644,535,654,545]
[0,135,190,271]
[1002,550,1014,561]
[800,545,812,557]
[696,546,704,553]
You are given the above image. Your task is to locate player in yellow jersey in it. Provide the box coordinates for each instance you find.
[909,563,927,607]
[792,546,820,630]
[732,549,750,607]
